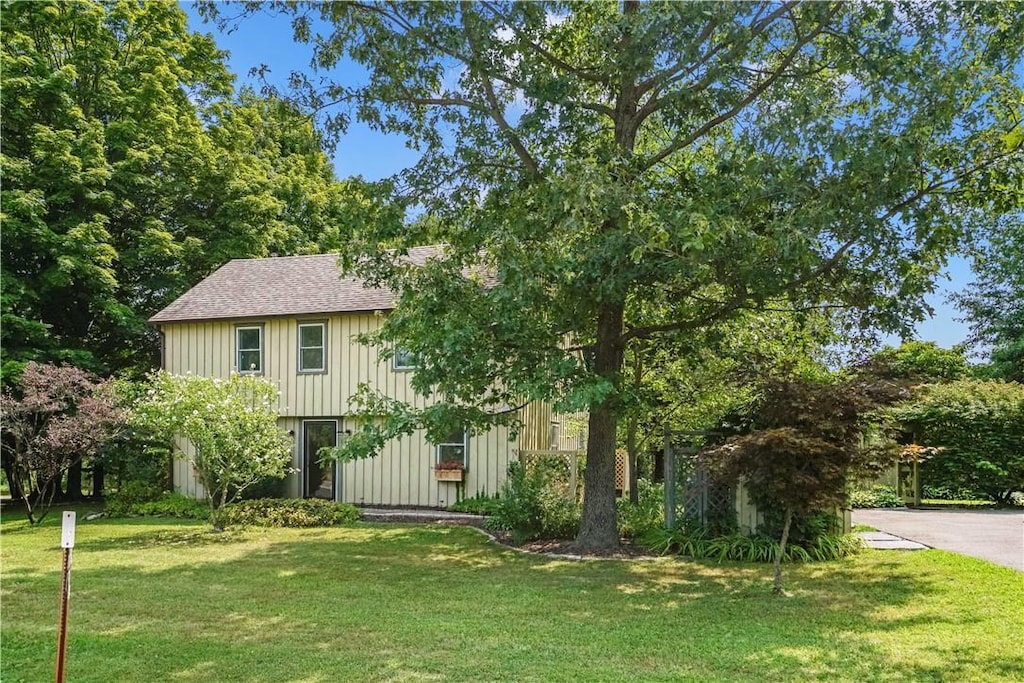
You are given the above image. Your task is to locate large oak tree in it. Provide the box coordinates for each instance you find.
[222,1,1024,550]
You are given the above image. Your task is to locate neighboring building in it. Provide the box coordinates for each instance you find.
[150,248,580,508]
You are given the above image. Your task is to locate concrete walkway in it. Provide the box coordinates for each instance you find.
[853,508,1024,571]
[359,507,485,526]
[858,530,928,551]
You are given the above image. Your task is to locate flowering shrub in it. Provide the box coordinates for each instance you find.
[131,372,292,528]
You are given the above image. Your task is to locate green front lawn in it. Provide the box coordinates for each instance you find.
[2,511,1022,682]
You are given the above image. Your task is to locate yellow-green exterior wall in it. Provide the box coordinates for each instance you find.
[160,314,561,507]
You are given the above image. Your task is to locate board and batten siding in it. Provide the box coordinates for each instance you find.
[159,313,560,507]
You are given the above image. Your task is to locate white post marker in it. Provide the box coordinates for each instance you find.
[60,510,76,549]
[55,510,75,683]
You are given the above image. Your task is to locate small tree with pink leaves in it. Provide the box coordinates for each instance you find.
[1,362,125,524]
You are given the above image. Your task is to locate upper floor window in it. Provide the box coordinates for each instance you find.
[436,429,468,468]
[392,346,419,371]
[236,325,263,374]
[298,322,326,373]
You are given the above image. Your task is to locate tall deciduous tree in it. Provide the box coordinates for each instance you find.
[955,223,1024,382]
[1,1,368,382]
[228,2,1024,550]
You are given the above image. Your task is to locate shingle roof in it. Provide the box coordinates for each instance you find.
[149,246,439,324]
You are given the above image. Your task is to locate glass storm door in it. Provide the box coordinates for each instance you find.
[303,420,338,500]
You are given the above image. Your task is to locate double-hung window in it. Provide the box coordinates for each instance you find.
[298,322,326,373]
[236,325,263,374]
[436,429,468,469]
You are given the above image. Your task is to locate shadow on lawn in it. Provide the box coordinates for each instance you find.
[3,522,1021,682]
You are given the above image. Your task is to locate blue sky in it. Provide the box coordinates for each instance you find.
[182,3,973,351]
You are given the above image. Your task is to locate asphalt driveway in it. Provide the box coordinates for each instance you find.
[852,508,1024,571]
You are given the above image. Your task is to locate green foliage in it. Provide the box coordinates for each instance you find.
[955,221,1024,382]
[95,382,172,494]
[486,462,580,544]
[104,480,165,516]
[640,525,862,563]
[451,492,501,516]
[756,508,844,547]
[921,484,984,501]
[130,372,292,527]
[849,485,904,509]
[219,498,360,528]
[106,492,210,520]
[864,342,970,383]
[0,2,374,382]
[919,499,999,509]
[616,479,665,540]
[893,380,1024,505]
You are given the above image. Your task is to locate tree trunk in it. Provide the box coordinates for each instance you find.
[66,459,84,500]
[773,507,794,595]
[2,455,25,502]
[91,463,105,499]
[576,302,625,552]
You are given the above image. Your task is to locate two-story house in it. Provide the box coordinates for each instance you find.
[149,247,579,508]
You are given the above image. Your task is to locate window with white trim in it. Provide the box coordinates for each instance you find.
[392,346,419,371]
[236,325,263,374]
[297,322,326,373]
[436,429,467,468]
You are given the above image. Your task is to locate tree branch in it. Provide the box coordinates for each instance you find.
[478,1,613,87]
[634,2,798,123]
[638,4,836,172]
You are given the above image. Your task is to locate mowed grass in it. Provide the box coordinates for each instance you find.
[2,510,1022,682]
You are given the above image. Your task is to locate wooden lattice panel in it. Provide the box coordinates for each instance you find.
[615,451,626,493]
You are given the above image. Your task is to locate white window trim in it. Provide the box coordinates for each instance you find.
[392,346,419,371]
[436,429,468,468]
[297,321,327,374]
[235,325,264,374]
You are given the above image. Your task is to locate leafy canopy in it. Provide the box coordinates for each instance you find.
[0,1,370,382]
[955,223,1024,382]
